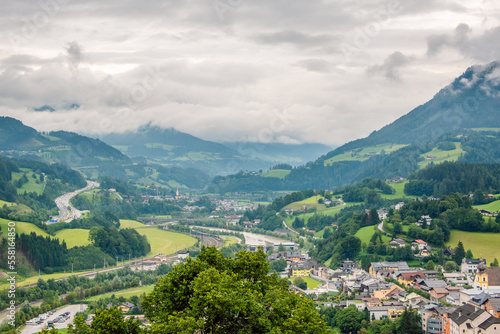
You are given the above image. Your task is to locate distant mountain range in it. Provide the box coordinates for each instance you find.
[101,124,331,175]
[210,61,500,191]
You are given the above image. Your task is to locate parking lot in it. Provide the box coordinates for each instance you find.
[21,304,88,334]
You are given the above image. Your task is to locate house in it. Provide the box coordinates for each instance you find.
[285,251,302,263]
[394,202,405,210]
[177,250,189,260]
[449,303,500,334]
[417,247,432,258]
[421,306,456,334]
[288,263,312,278]
[399,292,429,307]
[117,302,135,313]
[416,215,432,227]
[389,238,406,248]
[369,261,410,276]
[485,298,500,318]
[444,247,455,258]
[397,272,426,287]
[414,279,447,292]
[373,284,405,300]
[430,287,452,303]
[475,265,500,289]
[462,258,487,275]
[411,239,428,250]
[341,259,360,273]
[154,253,168,263]
[367,305,406,321]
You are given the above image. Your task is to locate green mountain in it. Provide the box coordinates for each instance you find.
[210,61,500,192]
[102,125,332,175]
[0,117,130,167]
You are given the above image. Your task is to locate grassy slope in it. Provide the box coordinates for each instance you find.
[85,285,155,302]
[54,229,91,248]
[134,227,197,257]
[0,218,49,237]
[0,199,33,214]
[418,142,464,168]
[355,225,391,244]
[260,169,291,179]
[381,181,418,200]
[446,230,500,264]
[289,276,323,289]
[12,170,45,195]
[324,144,407,165]
[119,219,145,229]
[474,200,500,213]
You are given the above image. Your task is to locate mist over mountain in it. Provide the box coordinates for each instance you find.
[210,61,500,192]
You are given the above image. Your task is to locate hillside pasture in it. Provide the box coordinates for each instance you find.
[12,170,44,195]
[446,230,500,264]
[381,181,418,200]
[324,143,408,165]
[119,219,145,229]
[0,218,49,237]
[355,225,390,244]
[134,227,197,257]
[55,229,91,248]
[474,200,500,213]
[418,142,464,168]
[261,169,291,179]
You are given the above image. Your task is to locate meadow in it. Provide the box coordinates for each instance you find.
[418,142,464,168]
[446,230,500,264]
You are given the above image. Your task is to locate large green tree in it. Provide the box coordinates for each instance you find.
[142,247,327,333]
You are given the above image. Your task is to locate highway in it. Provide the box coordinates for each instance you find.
[47,181,99,224]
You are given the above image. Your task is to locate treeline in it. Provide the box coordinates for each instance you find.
[405,161,500,197]
[0,233,115,273]
[388,193,500,247]
[89,226,150,258]
[340,178,394,207]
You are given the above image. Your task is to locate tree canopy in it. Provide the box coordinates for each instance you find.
[142,246,328,333]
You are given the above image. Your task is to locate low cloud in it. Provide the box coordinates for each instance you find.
[366,51,415,81]
[426,23,500,61]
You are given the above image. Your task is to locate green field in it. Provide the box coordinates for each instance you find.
[55,229,91,248]
[0,218,49,237]
[289,276,323,289]
[355,225,390,244]
[134,227,197,256]
[324,144,407,165]
[12,170,45,195]
[85,285,155,302]
[381,181,418,200]
[418,142,464,168]
[119,219,145,229]
[474,200,500,213]
[283,195,326,210]
[261,169,291,179]
[0,200,33,214]
[446,230,500,263]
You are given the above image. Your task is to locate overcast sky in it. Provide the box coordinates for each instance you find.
[0,0,499,146]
